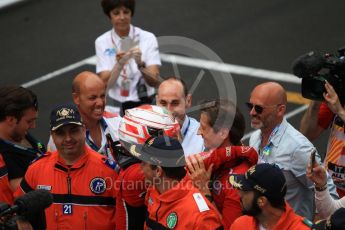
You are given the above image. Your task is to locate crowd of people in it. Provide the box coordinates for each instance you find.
[1,0,345,229]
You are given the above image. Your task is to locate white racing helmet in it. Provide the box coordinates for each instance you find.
[119,105,180,144]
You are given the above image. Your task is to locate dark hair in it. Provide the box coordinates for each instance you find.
[161,76,189,97]
[150,165,186,181]
[101,0,135,17]
[201,99,245,145]
[0,86,38,122]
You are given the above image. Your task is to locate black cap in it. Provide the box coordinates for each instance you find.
[50,104,83,131]
[229,163,287,200]
[312,208,345,230]
[123,136,185,167]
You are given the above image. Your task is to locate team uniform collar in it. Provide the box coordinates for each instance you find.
[55,145,90,170]
[254,202,299,229]
[151,176,191,202]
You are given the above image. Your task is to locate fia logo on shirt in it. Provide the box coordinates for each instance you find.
[90,177,106,195]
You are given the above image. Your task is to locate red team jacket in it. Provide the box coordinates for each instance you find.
[0,154,13,204]
[15,146,118,230]
[115,163,148,230]
[230,203,311,230]
[145,177,223,230]
[200,146,258,229]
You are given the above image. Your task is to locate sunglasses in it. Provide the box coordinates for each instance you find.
[245,102,281,114]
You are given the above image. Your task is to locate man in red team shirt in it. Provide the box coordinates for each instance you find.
[109,105,180,230]
[16,104,117,230]
[125,135,223,229]
[229,163,312,230]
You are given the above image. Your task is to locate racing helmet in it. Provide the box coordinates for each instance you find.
[119,104,180,144]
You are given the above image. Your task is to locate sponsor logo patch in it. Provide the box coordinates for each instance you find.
[166,212,178,229]
[37,185,52,191]
[90,177,106,195]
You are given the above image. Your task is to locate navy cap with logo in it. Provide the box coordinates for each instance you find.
[229,163,287,200]
[50,104,83,131]
[312,208,345,230]
[123,136,185,167]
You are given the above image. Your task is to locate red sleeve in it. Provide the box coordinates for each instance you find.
[221,163,250,229]
[0,154,14,204]
[14,163,36,198]
[221,189,242,229]
[201,146,258,171]
[318,102,334,129]
[120,163,147,207]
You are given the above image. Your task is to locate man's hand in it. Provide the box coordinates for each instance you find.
[129,47,142,65]
[16,219,33,230]
[186,154,213,195]
[116,47,142,67]
[116,51,133,66]
[306,158,327,188]
[323,80,345,116]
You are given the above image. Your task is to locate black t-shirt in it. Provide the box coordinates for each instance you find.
[0,133,46,180]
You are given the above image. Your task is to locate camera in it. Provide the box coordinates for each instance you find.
[292,47,345,103]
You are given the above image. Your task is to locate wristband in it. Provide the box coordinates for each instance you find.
[314,183,327,192]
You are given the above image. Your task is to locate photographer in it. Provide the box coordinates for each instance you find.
[300,80,345,197]
[95,0,161,115]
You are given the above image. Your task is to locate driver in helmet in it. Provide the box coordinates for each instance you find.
[107,104,179,230]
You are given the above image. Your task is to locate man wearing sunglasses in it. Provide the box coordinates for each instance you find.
[247,82,337,221]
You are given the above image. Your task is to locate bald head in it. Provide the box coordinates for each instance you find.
[251,82,287,106]
[156,76,191,126]
[72,71,106,122]
[72,71,105,94]
[249,82,287,131]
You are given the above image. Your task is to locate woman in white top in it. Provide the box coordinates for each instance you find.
[96,0,161,115]
[307,160,345,218]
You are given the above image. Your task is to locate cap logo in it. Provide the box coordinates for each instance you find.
[229,175,243,189]
[56,108,75,121]
[130,145,142,158]
[150,156,162,165]
[247,165,256,175]
[225,147,231,157]
[254,184,266,193]
[147,138,155,146]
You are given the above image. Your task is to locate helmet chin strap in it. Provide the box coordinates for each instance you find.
[106,134,140,169]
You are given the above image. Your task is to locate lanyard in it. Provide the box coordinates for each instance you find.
[0,137,44,156]
[261,125,280,156]
[85,118,108,152]
[110,27,137,51]
[182,117,191,138]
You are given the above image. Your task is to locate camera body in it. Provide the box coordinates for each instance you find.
[292,47,345,103]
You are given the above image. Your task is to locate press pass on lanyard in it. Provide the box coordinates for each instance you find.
[121,78,131,97]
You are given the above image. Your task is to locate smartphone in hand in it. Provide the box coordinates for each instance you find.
[310,149,316,172]
[120,37,139,52]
